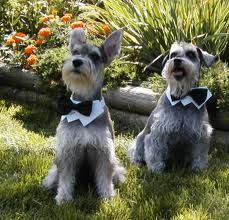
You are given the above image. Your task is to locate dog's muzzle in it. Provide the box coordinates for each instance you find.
[171,58,186,81]
[72,59,83,74]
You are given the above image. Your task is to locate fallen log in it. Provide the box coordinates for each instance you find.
[0,85,228,147]
[104,86,160,115]
[0,63,228,131]
[0,63,43,91]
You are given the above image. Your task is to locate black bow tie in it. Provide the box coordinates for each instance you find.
[57,96,92,116]
[171,88,208,105]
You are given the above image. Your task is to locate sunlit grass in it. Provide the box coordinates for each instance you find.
[0,99,228,219]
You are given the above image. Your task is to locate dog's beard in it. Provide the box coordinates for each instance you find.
[162,61,199,98]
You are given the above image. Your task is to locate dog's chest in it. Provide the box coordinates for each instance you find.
[154,102,205,135]
[56,116,110,148]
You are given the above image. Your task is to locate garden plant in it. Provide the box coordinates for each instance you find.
[0,0,229,219]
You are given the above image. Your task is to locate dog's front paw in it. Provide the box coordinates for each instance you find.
[128,145,144,165]
[191,160,207,171]
[100,189,116,199]
[98,185,116,199]
[55,192,73,205]
[148,162,165,173]
[113,166,126,185]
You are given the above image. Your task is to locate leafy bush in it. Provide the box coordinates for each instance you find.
[201,62,229,110]
[34,47,68,82]
[104,59,136,88]
[84,0,229,73]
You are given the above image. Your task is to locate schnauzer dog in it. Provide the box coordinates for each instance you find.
[129,42,215,173]
[43,28,126,204]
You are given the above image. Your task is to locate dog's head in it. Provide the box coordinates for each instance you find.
[62,28,122,98]
[162,42,215,98]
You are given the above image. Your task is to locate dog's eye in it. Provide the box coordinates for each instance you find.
[186,51,196,60]
[72,50,80,55]
[170,52,178,58]
[89,52,100,62]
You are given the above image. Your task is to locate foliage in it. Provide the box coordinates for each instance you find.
[84,0,229,73]
[0,100,229,219]
[201,62,229,110]
[34,47,68,82]
[104,59,136,88]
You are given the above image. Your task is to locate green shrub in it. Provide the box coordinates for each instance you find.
[201,62,229,110]
[104,59,136,88]
[34,47,68,82]
[84,0,229,72]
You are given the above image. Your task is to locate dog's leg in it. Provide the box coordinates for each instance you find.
[192,123,212,171]
[93,139,117,198]
[55,159,76,205]
[112,161,126,185]
[43,164,58,189]
[191,142,209,171]
[144,132,168,173]
[54,146,82,205]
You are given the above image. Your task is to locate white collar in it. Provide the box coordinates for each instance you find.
[61,96,105,126]
[165,86,212,109]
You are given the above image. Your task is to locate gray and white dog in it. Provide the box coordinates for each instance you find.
[129,42,215,173]
[43,28,126,205]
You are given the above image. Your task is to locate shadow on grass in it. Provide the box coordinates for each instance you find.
[2,99,59,137]
[0,147,102,219]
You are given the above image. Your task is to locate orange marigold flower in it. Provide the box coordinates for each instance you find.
[35,38,45,45]
[6,37,15,45]
[38,27,51,37]
[24,45,37,55]
[12,32,26,43]
[61,14,72,22]
[70,21,85,29]
[101,24,111,34]
[27,54,37,66]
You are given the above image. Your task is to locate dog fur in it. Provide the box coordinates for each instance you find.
[129,42,215,173]
[43,28,126,205]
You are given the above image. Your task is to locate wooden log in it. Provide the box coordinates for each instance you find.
[104,86,160,115]
[0,85,228,147]
[211,111,229,131]
[0,64,229,131]
[0,63,43,91]
[0,86,55,109]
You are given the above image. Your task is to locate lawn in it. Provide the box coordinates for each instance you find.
[0,99,229,220]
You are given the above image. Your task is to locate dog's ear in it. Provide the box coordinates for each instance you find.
[197,47,215,67]
[162,53,169,68]
[69,28,86,51]
[100,29,123,64]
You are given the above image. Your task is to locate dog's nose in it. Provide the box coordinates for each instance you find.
[174,58,182,67]
[72,59,83,68]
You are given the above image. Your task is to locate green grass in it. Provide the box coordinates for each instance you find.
[0,99,229,219]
